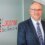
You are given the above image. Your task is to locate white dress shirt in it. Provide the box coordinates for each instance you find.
[31,17,44,41]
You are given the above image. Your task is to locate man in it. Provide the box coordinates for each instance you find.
[17,1,45,45]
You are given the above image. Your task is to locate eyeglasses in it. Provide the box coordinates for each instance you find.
[30,9,42,11]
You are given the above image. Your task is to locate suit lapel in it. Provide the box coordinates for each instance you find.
[41,21,45,45]
[41,20,45,33]
[28,19,40,44]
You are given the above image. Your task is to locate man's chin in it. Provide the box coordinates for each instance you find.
[34,18,40,21]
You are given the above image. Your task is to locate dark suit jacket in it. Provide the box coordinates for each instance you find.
[17,18,45,45]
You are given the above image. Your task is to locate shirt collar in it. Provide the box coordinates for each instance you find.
[31,17,41,25]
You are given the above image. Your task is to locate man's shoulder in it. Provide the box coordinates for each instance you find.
[41,20,45,22]
[18,18,31,26]
[41,20,45,24]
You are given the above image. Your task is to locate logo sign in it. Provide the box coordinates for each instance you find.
[0,18,17,32]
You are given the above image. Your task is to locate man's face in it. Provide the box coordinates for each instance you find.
[29,3,42,21]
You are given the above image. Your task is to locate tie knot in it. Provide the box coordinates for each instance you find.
[37,22,39,25]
